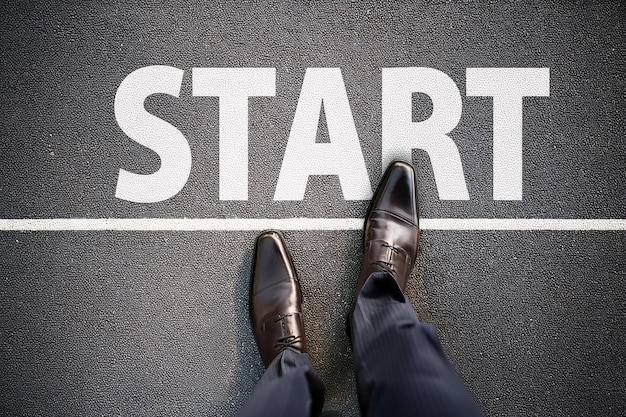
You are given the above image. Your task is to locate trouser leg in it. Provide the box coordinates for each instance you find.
[238,347,325,417]
[350,272,483,417]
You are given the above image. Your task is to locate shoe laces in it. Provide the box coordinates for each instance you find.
[273,335,302,351]
[371,260,396,276]
[370,243,399,275]
[381,242,400,254]
[272,314,302,352]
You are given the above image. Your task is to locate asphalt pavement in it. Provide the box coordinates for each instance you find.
[1,1,624,416]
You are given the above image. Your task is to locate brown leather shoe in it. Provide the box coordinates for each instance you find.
[250,231,306,367]
[357,161,419,295]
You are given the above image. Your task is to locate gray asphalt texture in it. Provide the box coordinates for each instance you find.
[1,1,625,416]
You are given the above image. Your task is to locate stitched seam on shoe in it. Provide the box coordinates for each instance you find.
[253,278,297,296]
[370,208,419,227]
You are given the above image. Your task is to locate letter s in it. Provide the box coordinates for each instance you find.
[114,65,190,203]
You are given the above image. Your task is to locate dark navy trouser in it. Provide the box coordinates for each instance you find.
[239,272,482,417]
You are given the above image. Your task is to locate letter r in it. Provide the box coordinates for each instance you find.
[382,67,469,200]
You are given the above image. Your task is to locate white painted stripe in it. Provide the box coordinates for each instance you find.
[0,218,625,231]
[421,218,626,231]
[0,218,362,231]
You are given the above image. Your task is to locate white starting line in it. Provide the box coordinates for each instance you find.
[0,218,625,231]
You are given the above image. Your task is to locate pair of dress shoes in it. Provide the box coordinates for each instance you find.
[250,161,420,367]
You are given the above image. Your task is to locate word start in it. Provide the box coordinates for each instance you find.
[114,66,549,203]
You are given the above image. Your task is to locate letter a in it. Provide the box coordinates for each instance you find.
[274,68,372,200]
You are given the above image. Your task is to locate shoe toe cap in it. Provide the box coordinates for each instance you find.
[374,161,418,225]
[252,231,297,292]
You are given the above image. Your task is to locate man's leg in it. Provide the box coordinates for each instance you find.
[350,161,482,416]
[351,271,482,417]
[239,348,324,417]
